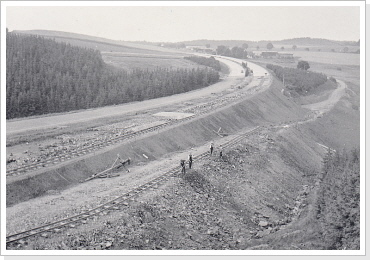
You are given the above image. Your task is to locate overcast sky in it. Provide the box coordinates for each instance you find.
[5,4,361,42]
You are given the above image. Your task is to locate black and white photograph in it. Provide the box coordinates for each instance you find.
[0,0,366,256]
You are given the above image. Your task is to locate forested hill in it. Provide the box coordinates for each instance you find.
[6,32,219,119]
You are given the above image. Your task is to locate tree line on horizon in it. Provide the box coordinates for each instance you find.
[6,32,219,119]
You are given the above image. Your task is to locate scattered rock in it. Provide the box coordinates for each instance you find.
[258,221,269,227]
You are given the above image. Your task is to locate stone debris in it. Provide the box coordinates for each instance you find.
[258,221,269,227]
[6,116,167,173]
[8,124,313,251]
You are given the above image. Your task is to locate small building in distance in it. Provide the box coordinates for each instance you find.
[186,46,216,54]
[252,51,294,60]
[260,51,278,58]
[277,53,294,59]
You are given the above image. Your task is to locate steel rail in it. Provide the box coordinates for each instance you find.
[6,125,261,246]
[7,73,268,177]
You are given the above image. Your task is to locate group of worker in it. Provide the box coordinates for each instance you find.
[180,142,223,174]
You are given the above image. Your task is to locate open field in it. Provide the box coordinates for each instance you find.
[273,44,359,54]
[14,30,186,56]
[291,51,360,66]
[253,53,360,87]
[102,52,203,71]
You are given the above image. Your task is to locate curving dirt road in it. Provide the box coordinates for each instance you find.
[302,79,347,114]
[6,56,269,135]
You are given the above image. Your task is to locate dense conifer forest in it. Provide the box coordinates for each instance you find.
[6,31,219,119]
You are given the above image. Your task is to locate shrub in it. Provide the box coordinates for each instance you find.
[266,64,327,95]
[297,60,310,70]
[317,148,360,249]
[184,56,221,71]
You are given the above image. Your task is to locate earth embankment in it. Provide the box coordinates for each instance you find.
[7,77,307,207]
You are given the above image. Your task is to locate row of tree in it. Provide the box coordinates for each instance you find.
[316,148,360,249]
[216,45,248,59]
[184,56,221,71]
[6,32,220,119]
[266,64,328,95]
[215,43,287,57]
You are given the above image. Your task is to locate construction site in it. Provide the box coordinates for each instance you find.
[4,23,361,251]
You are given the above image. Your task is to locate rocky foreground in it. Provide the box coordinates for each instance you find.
[10,127,317,250]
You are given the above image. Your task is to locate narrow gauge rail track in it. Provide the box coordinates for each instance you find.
[6,116,191,177]
[7,76,267,177]
[6,126,262,246]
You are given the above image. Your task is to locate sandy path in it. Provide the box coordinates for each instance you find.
[7,57,267,135]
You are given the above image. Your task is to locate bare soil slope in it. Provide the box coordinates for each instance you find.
[7,119,327,250]
[6,77,305,207]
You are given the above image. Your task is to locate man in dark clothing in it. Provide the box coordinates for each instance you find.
[188,153,193,169]
[210,142,214,155]
[219,147,223,158]
[180,160,186,174]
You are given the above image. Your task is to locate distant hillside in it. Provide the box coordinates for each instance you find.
[13,30,183,55]
[12,30,359,52]
[277,37,358,46]
[174,37,358,49]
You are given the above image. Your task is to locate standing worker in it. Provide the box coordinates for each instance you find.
[210,142,214,156]
[180,160,186,174]
[188,153,193,169]
[219,146,223,158]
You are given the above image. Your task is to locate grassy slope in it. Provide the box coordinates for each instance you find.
[14,30,182,55]
[14,30,195,72]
